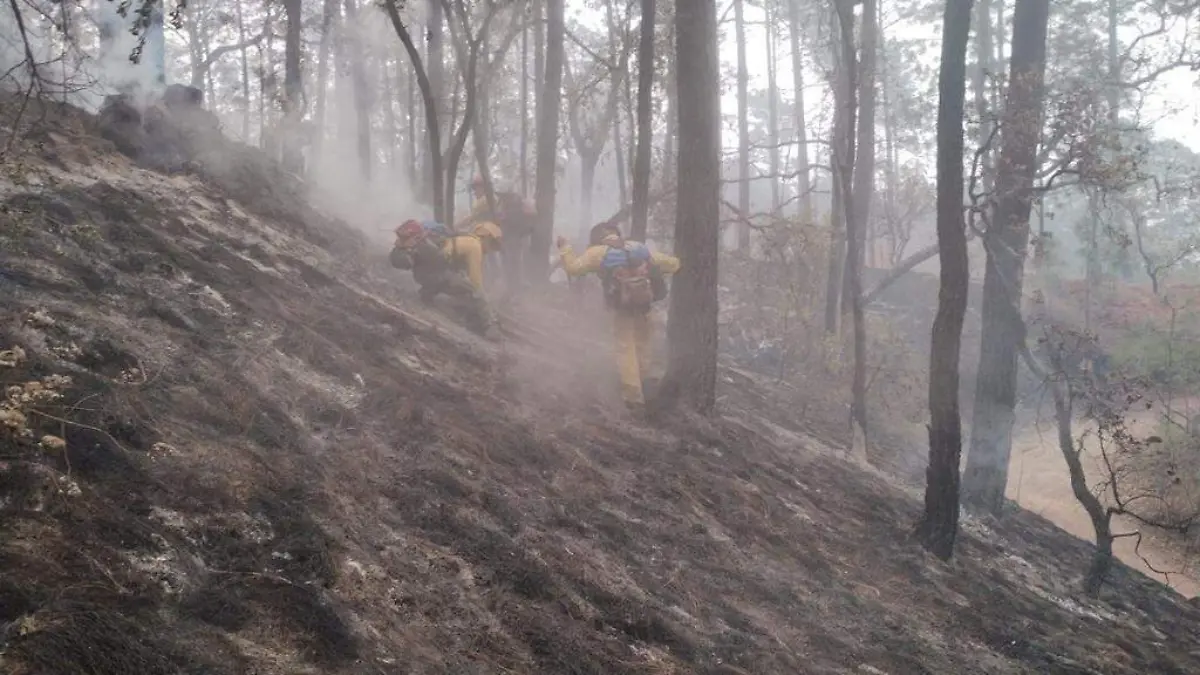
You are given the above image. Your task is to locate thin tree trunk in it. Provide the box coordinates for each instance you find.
[383,1,445,222]
[520,5,530,195]
[425,0,445,206]
[788,0,812,222]
[915,0,974,562]
[312,0,338,169]
[962,0,1052,515]
[236,0,253,141]
[766,4,780,211]
[663,25,677,191]
[834,0,867,442]
[658,0,720,415]
[531,0,565,280]
[382,57,397,168]
[280,0,304,174]
[823,9,850,335]
[734,0,751,251]
[344,0,372,183]
[405,57,417,179]
[974,0,995,192]
[614,112,628,209]
[879,8,901,266]
[843,0,876,316]
[630,0,656,240]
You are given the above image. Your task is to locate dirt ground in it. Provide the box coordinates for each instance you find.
[2,98,1199,675]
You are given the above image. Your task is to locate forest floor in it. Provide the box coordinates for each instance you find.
[1,97,1199,675]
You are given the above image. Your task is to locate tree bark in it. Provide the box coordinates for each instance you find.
[425,0,445,206]
[823,6,853,335]
[973,0,995,193]
[845,0,875,441]
[531,0,565,280]
[280,0,304,174]
[766,4,780,211]
[663,24,677,192]
[788,0,812,222]
[520,5,530,195]
[312,0,339,167]
[614,111,628,209]
[734,0,751,251]
[236,0,253,141]
[384,0,445,222]
[657,0,720,415]
[962,0,1051,515]
[344,0,372,183]
[630,0,656,241]
[916,0,973,562]
[831,0,865,437]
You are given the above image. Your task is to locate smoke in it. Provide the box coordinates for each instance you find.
[1,1,166,112]
[90,1,166,106]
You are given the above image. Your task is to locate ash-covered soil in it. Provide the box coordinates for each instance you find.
[1,98,1198,675]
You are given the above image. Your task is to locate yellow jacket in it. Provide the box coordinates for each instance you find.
[559,242,681,278]
[441,234,486,292]
[453,197,489,230]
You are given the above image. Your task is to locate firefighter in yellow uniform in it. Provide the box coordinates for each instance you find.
[391,219,503,335]
[557,222,680,411]
[458,176,536,293]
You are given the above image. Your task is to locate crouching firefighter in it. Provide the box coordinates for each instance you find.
[556,222,680,412]
[390,218,504,336]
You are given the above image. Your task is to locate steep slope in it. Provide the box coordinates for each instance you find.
[2,98,1199,675]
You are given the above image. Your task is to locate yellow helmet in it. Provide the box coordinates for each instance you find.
[472,221,503,245]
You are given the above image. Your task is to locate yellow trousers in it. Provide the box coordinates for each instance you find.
[613,311,653,405]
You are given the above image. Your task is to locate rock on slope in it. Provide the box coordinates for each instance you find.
[1,97,1199,675]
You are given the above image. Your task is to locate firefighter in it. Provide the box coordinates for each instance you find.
[557,222,680,411]
[391,218,503,336]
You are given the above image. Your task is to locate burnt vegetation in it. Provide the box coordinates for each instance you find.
[3,0,1200,672]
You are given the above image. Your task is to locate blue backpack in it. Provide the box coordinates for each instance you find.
[600,242,666,311]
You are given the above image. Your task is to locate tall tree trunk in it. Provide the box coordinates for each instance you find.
[344,0,372,183]
[614,112,629,209]
[580,153,598,228]
[916,0,973,562]
[631,0,656,240]
[823,10,850,335]
[843,0,876,316]
[974,0,995,192]
[312,0,338,169]
[879,8,901,266]
[788,0,812,222]
[658,0,720,415]
[406,58,418,180]
[962,0,1051,515]
[520,5,530,195]
[280,0,304,174]
[834,0,867,441]
[531,0,565,280]
[1106,0,1119,123]
[384,1,445,222]
[663,25,677,191]
[382,57,398,168]
[766,5,780,211]
[425,0,445,206]
[734,0,751,250]
[236,0,253,141]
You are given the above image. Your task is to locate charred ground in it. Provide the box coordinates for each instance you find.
[1,98,1198,674]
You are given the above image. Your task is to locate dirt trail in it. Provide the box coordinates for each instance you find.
[1007,404,1200,598]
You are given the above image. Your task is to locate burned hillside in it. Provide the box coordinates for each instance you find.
[1,97,1199,675]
